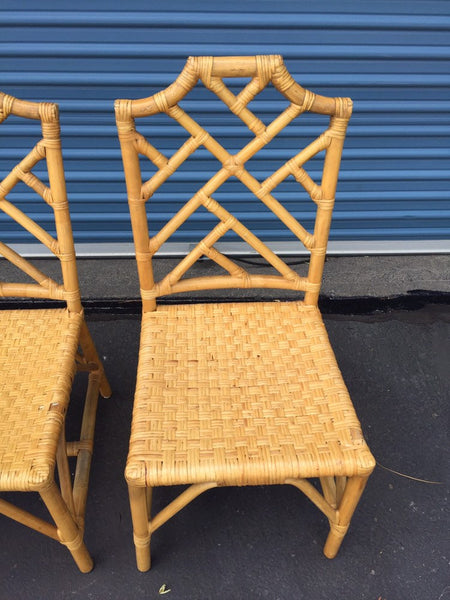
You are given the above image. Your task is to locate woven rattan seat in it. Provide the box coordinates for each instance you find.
[127,302,374,488]
[0,92,110,572]
[0,309,81,491]
[116,55,375,571]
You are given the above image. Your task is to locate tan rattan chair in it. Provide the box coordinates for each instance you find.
[116,55,376,571]
[0,92,110,572]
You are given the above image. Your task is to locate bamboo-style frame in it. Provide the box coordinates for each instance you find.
[116,56,375,572]
[0,91,111,572]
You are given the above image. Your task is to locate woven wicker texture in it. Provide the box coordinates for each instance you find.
[126,302,374,487]
[117,56,375,571]
[0,309,81,491]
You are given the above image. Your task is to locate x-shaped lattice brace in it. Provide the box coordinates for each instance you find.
[116,55,352,309]
[0,95,76,304]
[0,141,67,300]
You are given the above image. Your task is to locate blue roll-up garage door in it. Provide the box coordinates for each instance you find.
[1,0,449,255]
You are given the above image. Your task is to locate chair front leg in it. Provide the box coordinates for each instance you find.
[323,475,369,559]
[128,484,151,572]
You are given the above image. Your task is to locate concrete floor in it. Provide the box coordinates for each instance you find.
[0,298,448,599]
[2,254,449,301]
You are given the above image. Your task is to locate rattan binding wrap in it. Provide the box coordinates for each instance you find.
[116,55,375,572]
[0,92,110,573]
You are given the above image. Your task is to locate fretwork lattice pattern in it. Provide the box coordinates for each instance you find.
[0,92,75,305]
[116,55,352,307]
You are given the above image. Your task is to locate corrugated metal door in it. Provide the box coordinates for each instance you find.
[1,0,449,255]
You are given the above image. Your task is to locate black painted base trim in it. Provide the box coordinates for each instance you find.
[0,290,448,316]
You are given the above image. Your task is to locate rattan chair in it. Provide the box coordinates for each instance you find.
[0,92,110,572]
[116,55,375,571]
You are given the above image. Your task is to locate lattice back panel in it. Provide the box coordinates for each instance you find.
[0,92,81,311]
[116,55,352,310]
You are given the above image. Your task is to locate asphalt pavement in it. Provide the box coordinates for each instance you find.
[0,255,448,599]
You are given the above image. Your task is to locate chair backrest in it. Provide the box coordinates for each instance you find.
[116,55,352,312]
[0,92,82,313]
